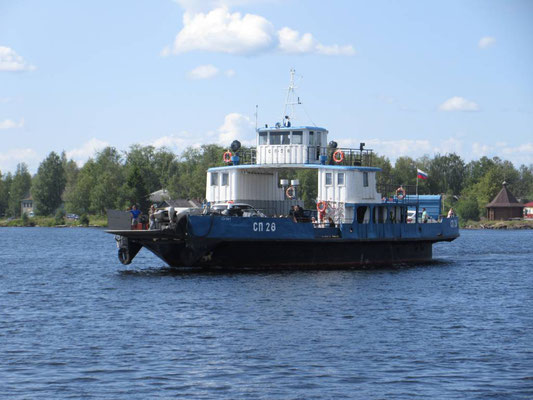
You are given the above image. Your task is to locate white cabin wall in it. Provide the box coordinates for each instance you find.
[317,169,381,204]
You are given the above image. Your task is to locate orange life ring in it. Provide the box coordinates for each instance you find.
[396,187,406,200]
[286,186,296,199]
[316,201,328,213]
[223,151,232,163]
[333,149,344,163]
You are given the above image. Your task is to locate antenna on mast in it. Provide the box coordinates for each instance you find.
[255,104,258,131]
[282,68,300,124]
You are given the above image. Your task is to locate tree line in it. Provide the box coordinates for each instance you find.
[0,144,532,222]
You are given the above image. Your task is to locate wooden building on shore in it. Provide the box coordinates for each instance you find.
[486,182,524,220]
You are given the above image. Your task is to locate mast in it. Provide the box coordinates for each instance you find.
[281,68,301,124]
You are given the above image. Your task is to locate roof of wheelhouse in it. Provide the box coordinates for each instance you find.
[257,126,328,132]
[207,164,381,172]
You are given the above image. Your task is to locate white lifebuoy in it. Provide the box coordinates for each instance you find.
[223,151,232,163]
[333,149,344,163]
[286,186,296,199]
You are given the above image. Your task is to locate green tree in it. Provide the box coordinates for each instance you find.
[32,152,66,215]
[456,195,480,222]
[8,163,31,217]
[392,156,416,193]
[90,147,125,213]
[372,154,393,193]
[426,153,465,195]
[126,164,149,211]
[64,160,96,215]
[0,170,10,216]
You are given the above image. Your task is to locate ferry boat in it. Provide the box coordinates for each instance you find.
[107,70,459,269]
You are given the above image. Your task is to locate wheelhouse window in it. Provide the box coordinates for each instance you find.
[259,132,268,145]
[221,173,229,186]
[363,172,369,187]
[337,173,345,185]
[316,132,321,146]
[281,132,290,144]
[309,131,314,145]
[292,131,303,144]
[211,173,218,186]
[270,132,281,145]
[325,172,332,185]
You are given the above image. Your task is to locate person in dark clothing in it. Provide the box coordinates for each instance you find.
[292,205,304,222]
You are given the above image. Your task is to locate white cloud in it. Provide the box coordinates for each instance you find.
[502,142,533,155]
[478,36,495,49]
[338,138,432,160]
[0,118,24,130]
[174,0,271,13]
[433,137,463,155]
[217,112,255,145]
[0,148,38,172]
[316,43,356,56]
[170,7,275,55]
[501,143,533,164]
[150,131,203,151]
[472,142,492,158]
[165,7,354,56]
[225,69,236,77]
[0,46,36,72]
[439,96,480,112]
[66,138,109,165]
[188,64,219,79]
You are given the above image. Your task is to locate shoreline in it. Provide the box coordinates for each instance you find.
[462,220,533,230]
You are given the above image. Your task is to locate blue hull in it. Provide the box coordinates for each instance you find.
[111,216,459,269]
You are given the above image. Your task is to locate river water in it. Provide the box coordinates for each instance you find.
[1,228,532,399]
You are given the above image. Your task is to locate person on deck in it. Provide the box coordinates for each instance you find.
[130,205,141,226]
[149,204,156,230]
[292,205,304,223]
[447,207,455,218]
[422,208,429,223]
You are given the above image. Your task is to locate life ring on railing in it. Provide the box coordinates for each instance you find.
[223,151,232,163]
[333,149,344,163]
[396,186,406,200]
[317,201,328,213]
[286,186,296,199]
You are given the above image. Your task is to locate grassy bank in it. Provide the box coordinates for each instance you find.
[463,219,533,230]
[0,215,108,228]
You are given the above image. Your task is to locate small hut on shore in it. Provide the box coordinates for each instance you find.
[486,182,524,220]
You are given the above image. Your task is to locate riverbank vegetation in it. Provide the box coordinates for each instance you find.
[0,144,532,226]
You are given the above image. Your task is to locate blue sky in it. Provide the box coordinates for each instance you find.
[1,0,532,173]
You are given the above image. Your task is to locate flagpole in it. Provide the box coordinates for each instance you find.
[416,168,419,197]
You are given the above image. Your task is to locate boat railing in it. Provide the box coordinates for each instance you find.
[232,147,374,166]
[326,147,374,167]
[378,183,420,204]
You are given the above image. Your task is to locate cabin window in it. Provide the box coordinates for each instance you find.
[221,173,229,186]
[309,131,314,145]
[325,172,332,185]
[281,132,290,144]
[357,206,369,224]
[259,132,268,145]
[374,206,385,223]
[389,207,395,223]
[211,173,218,186]
[316,132,321,146]
[363,172,369,187]
[270,132,281,145]
[292,131,303,144]
[337,173,345,185]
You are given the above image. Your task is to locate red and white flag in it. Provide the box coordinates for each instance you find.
[417,168,428,180]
